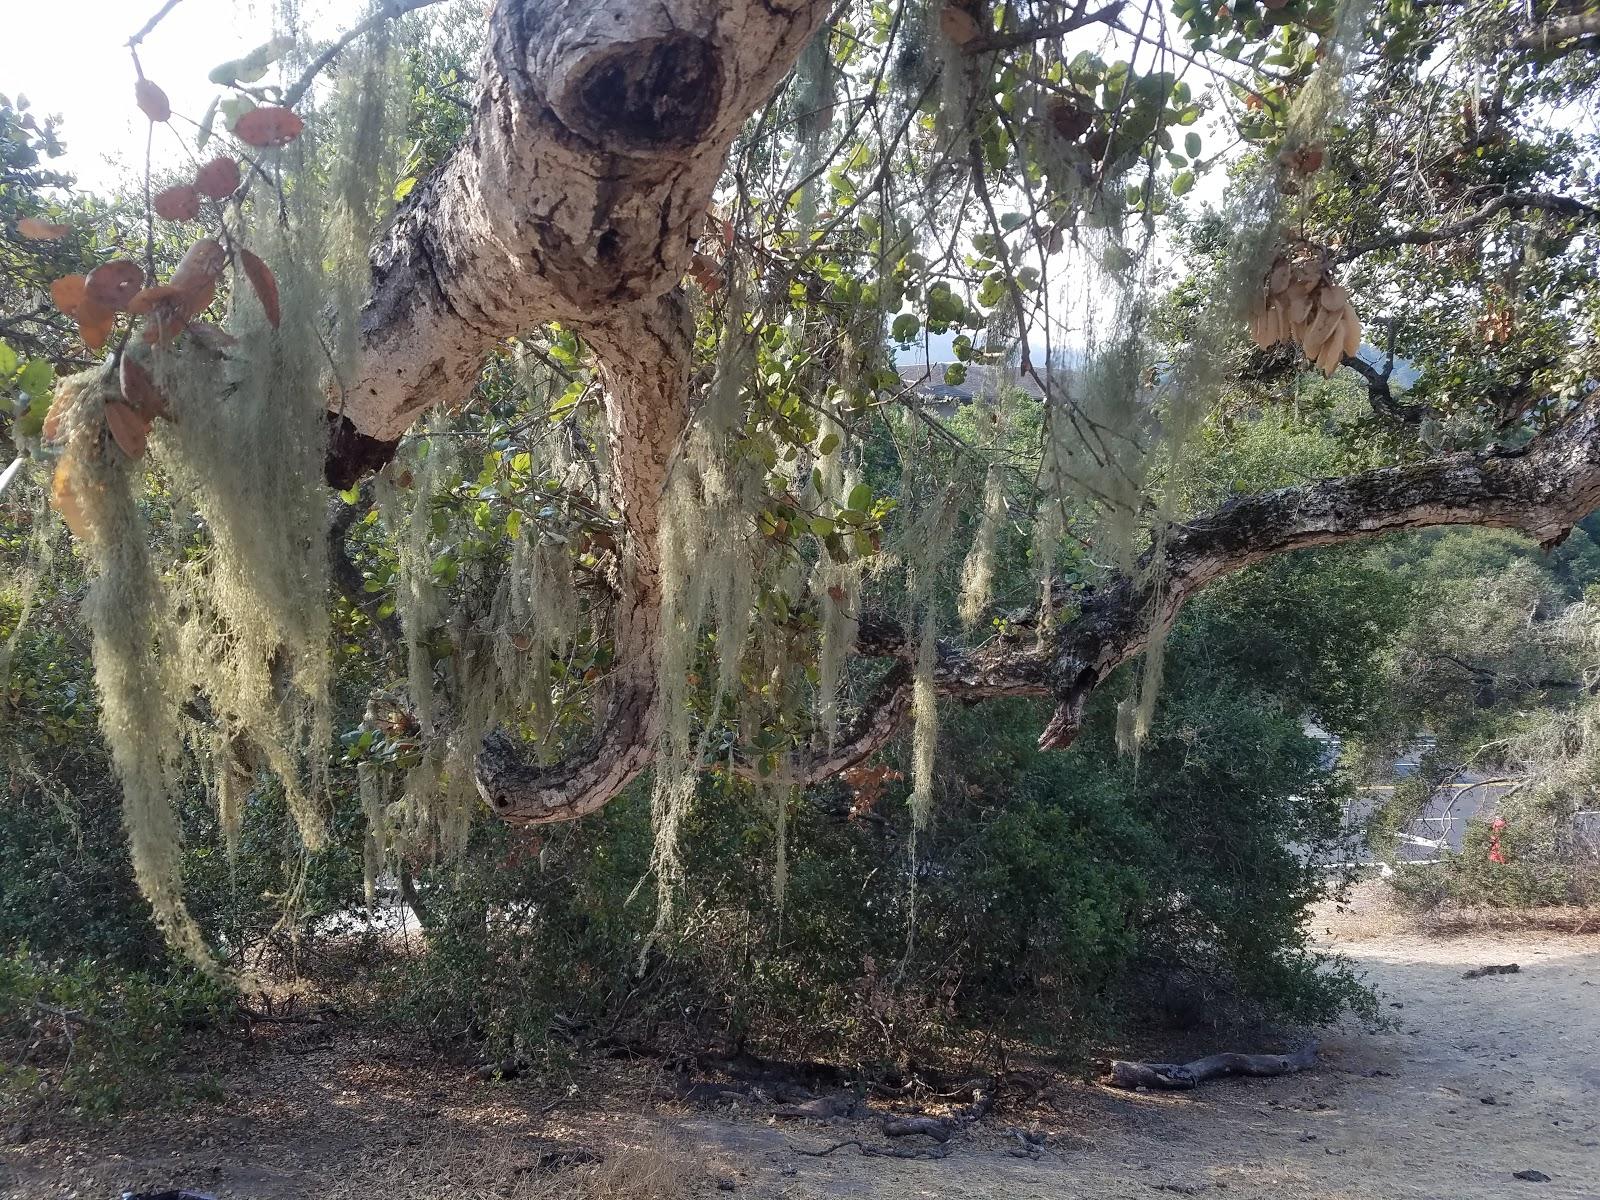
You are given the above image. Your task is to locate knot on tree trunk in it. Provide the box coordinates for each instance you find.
[557,34,725,155]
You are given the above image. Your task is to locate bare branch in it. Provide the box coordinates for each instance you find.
[283,0,449,109]
[127,0,186,49]
[961,2,1127,55]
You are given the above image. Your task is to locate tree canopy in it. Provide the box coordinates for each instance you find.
[2,0,1599,961]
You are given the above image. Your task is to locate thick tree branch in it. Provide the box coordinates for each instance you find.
[1035,390,1600,749]
[1516,12,1600,52]
[1336,191,1600,262]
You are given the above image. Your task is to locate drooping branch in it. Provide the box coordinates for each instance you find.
[485,384,1600,823]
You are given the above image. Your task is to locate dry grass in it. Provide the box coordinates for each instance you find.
[321,1136,704,1200]
[1413,903,1600,936]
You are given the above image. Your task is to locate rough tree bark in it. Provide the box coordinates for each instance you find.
[324,0,1600,827]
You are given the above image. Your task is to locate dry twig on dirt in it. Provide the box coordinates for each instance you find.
[1108,1043,1320,1091]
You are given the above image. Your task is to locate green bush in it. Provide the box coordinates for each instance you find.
[0,952,234,1116]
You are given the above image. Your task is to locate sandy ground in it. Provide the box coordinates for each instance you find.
[5,887,1599,1200]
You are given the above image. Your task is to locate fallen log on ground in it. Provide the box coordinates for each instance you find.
[1108,1042,1319,1091]
[793,1138,952,1161]
[1463,963,1520,979]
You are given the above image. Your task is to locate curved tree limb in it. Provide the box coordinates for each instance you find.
[329,0,834,821]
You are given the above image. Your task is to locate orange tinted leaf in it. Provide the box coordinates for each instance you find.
[153,184,202,221]
[689,252,722,294]
[51,457,89,539]
[76,299,116,350]
[938,4,982,45]
[119,355,170,421]
[19,216,71,241]
[233,106,304,148]
[128,284,181,316]
[135,78,172,123]
[50,274,88,316]
[86,261,145,311]
[104,400,151,459]
[193,155,242,200]
[239,249,280,328]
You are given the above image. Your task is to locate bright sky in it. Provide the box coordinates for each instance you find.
[1,0,361,191]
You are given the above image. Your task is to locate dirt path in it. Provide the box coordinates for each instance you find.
[6,896,1598,1199]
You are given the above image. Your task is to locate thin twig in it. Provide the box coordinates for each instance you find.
[127,0,186,48]
[283,0,449,108]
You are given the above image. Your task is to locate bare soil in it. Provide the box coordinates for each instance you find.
[5,884,1599,1200]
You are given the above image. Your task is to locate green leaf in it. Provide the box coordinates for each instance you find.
[17,399,46,438]
[219,95,256,129]
[846,482,872,512]
[393,176,417,203]
[196,96,220,150]
[891,312,920,343]
[505,509,522,540]
[809,516,834,537]
[1172,170,1196,196]
[1185,131,1202,158]
[17,359,53,400]
[818,432,841,456]
[0,340,17,379]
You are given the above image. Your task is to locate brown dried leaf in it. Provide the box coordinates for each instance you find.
[104,400,151,460]
[232,106,304,148]
[86,261,146,312]
[939,4,982,46]
[154,184,202,222]
[238,249,281,328]
[50,274,88,316]
[119,355,170,421]
[18,217,71,241]
[127,284,181,317]
[1047,99,1095,142]
[135,78,172,123]
[194,156,242,200]
[76,299,116,351]
[688,252,722,295]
